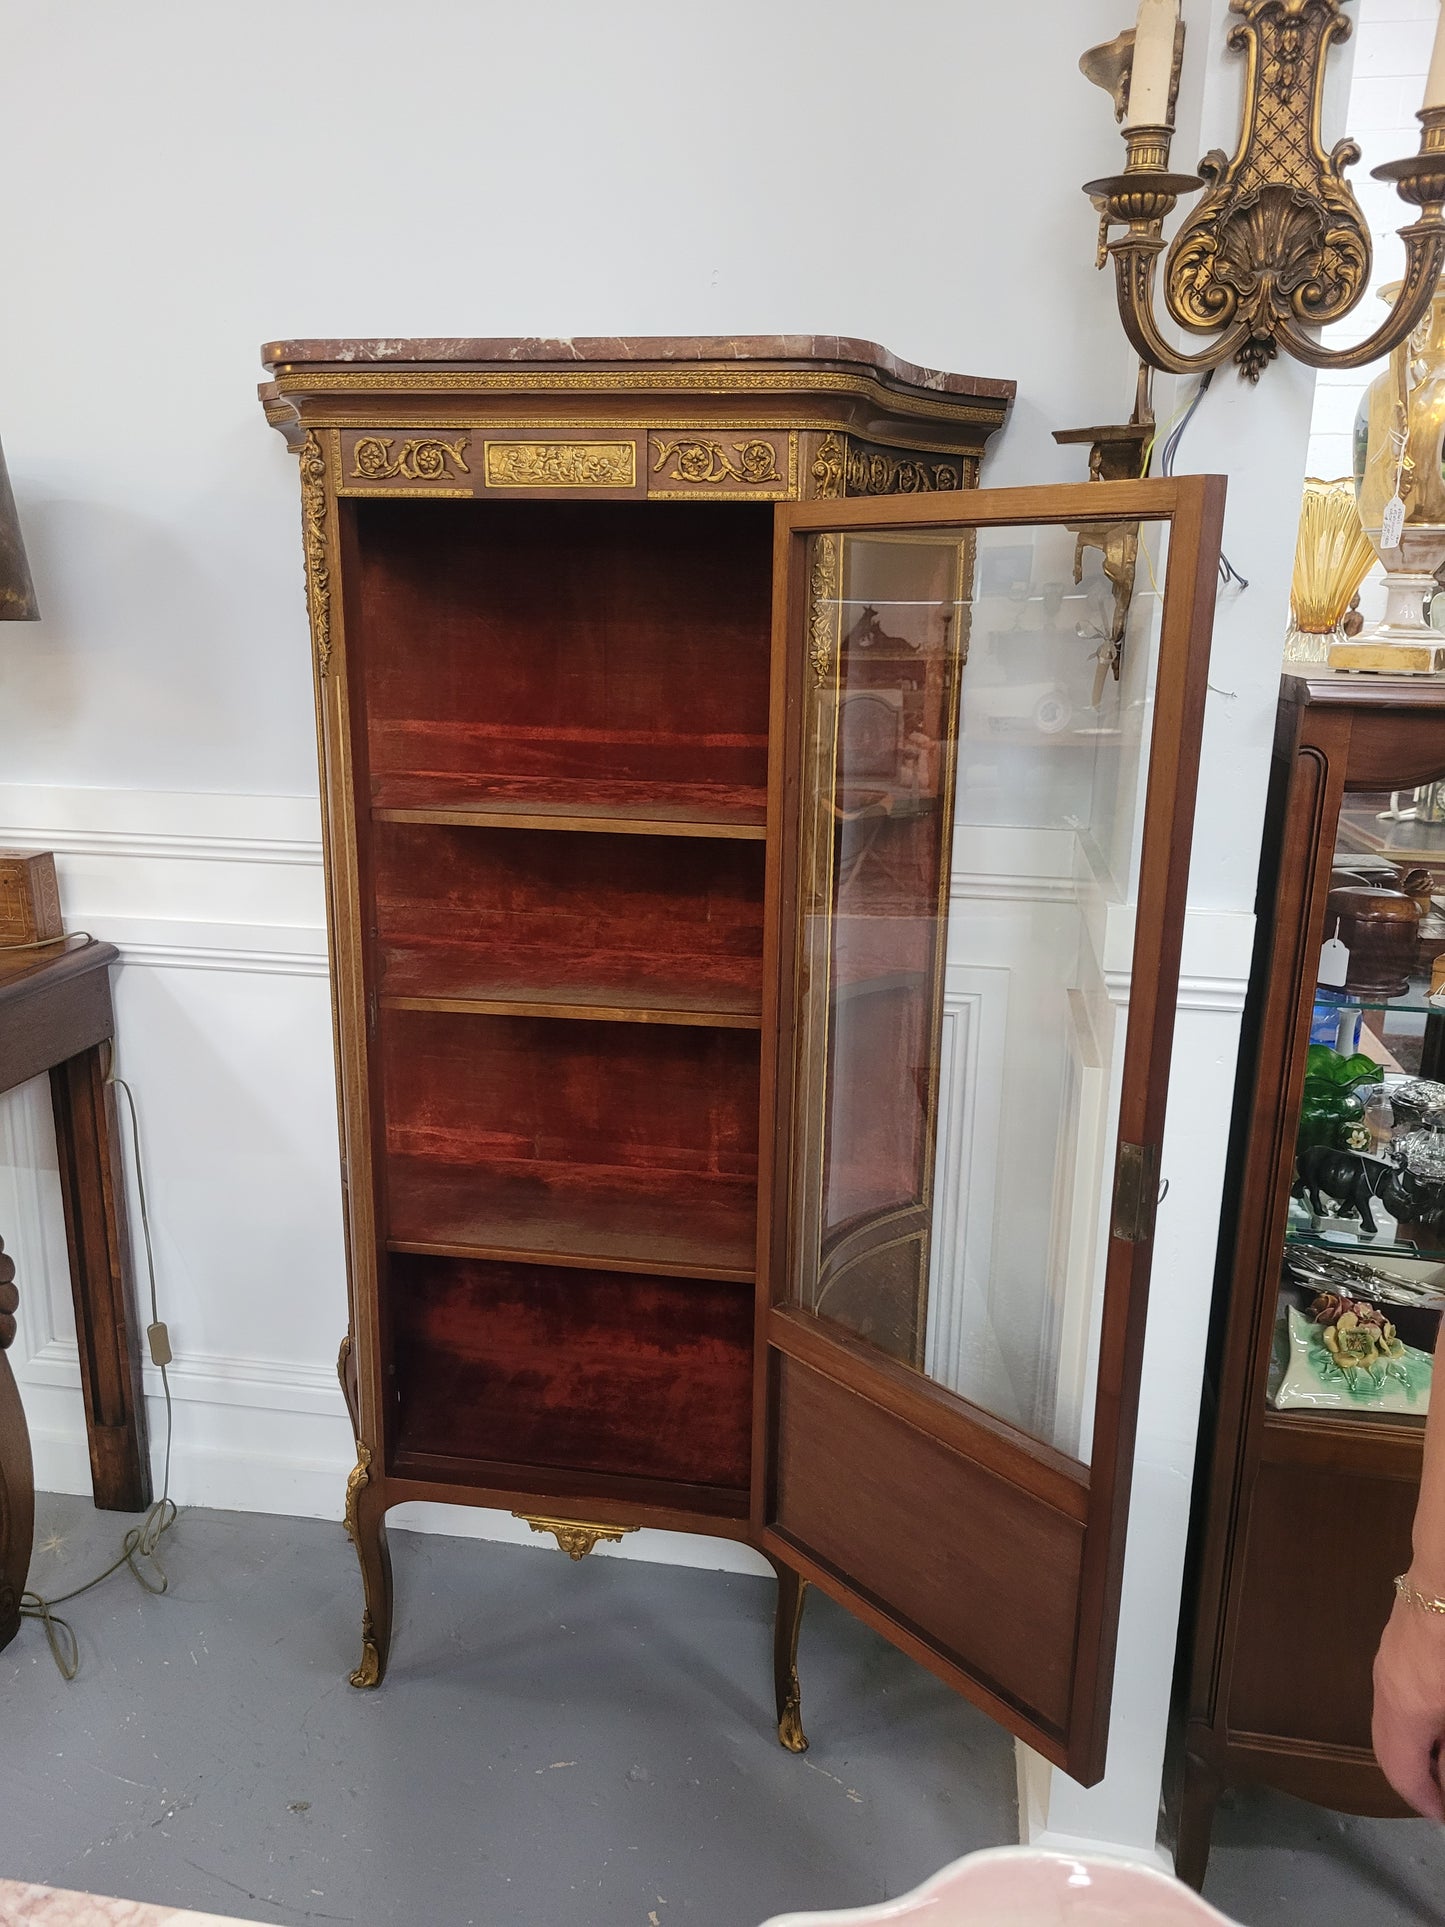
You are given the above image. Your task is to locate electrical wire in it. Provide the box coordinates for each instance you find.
[1144,368,1250,591]
[19,1054,176,1679]
[1138,380,1203,479]
[0,931,93,955]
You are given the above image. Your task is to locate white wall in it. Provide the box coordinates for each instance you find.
[0,0,1361,1871]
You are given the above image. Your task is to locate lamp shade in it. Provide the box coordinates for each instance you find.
[0,437,37,621]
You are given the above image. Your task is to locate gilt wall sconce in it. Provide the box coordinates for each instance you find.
[1083,0,1445,382]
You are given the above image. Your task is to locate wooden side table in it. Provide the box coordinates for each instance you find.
[0,937,150,1653]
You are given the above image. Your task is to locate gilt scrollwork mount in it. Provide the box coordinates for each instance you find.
[351,435,470,484]
[1084,0,1445,381]
[514,1511,639,1559]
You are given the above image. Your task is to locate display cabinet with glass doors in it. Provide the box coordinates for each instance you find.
[1175,674,1445,1886]
[263,341,1224,1797]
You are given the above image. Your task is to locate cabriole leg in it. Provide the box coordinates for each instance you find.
[342,1442,392,1689]
[0,1236,32,1654]
[771,1560,809,1753]
[1174,1747,1221,1892]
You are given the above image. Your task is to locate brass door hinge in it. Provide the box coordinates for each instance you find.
[1112,1140,1162,1244]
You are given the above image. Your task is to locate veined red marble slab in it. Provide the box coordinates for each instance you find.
[260,334,1016,401]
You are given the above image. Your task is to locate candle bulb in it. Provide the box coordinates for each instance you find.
[1426,0,1445,111]
[1124,0,1180,130]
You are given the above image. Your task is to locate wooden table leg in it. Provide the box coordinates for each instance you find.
[0,1233,33,1652]
[50,1045,151,1513]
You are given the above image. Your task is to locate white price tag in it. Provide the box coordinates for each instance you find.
[1382,492,1406,551]
[1319,926,1350,988]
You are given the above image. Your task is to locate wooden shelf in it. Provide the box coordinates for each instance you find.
[386,1155,757,1281]
[378,942,762,1030]
[371,773,766,840]
[381,990,760,1029]
[386,1454,751,1522]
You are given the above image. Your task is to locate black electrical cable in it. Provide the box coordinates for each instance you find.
[1156,368,1251,591]
[1159,369,1213,476]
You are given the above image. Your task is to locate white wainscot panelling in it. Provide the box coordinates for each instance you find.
[929,824,1086,1432]
[0,782,354,1518]
[1037,988,1110,1455]
[925,965,1009,1405]
[0,783,327,961]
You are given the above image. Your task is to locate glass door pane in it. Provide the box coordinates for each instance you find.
[1272,778,1445,1423]
[787,513,1170,1459]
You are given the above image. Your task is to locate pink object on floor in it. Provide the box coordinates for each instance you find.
[758,1847,1239,1926]
[0,1880,248,1927]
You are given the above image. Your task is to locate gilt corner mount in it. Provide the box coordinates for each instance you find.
[1083,0,1445,382]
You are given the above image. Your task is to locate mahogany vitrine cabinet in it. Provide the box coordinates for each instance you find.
[260,337,1224,1786]
[1175,675,1445,1883]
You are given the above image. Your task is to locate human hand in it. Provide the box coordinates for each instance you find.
[1373,1584,1445,1820]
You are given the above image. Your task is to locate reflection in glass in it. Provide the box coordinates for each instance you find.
[788,520,1169,1462]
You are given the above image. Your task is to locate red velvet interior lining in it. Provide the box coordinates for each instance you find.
[390,1254,753,1488]
[387,1156,757,1279]
[383,1011,759,1175]
[373,822,764,1013]
[353,500,772,798]
[381,1012,760,1275]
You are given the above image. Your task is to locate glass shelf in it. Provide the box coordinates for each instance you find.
[1336,806,1445,867]
[1314,982,1440,1017]
[1285,1215,1442,1267]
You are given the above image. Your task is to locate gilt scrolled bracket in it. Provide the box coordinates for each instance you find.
[1084,0,1445,382]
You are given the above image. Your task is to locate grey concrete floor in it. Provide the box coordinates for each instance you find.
[0,1496,1441,1927]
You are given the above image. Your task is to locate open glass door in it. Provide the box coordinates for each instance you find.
[760,476,1225,1785]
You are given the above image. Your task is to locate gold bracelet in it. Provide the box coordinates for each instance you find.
[1395,1574,1445,1616]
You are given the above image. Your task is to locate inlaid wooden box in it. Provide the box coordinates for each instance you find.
[0,851,62,948]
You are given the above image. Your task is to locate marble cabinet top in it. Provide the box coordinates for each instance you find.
[260,334,1016,401]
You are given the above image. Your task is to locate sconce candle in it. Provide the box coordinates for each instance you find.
[1124,0,1180,128]
[1427,0,1445,111]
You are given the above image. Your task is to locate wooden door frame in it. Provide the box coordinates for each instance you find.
[754,476,1226,1783]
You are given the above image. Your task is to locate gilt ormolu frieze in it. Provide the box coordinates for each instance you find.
[647,431,795,499]
[484,440,640,492]
[338,431,473,496]
[808,431,975,499]
[354,435,470,484]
